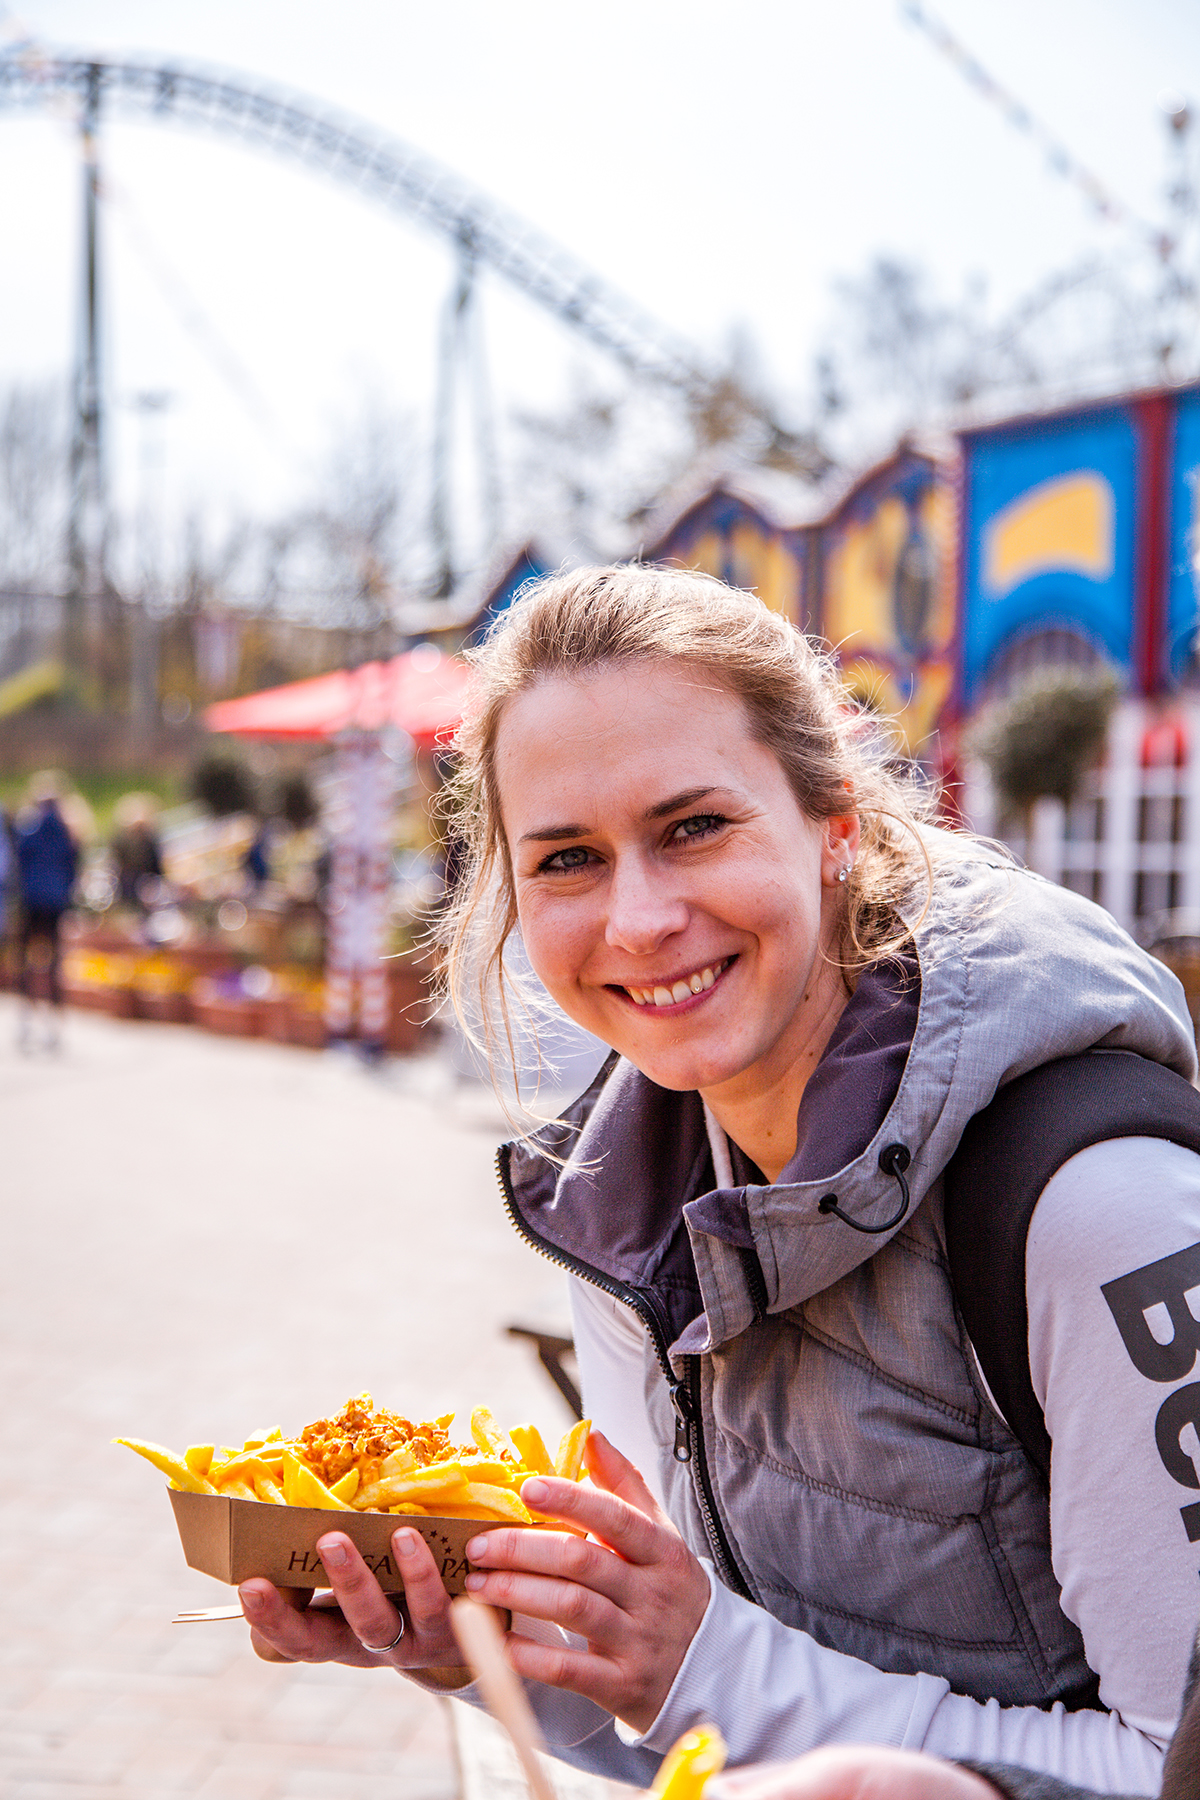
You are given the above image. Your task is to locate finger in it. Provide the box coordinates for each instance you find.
[583,1431,663,1518]
[465,1522,642,1608]
[511,1476,674,1566]
[504,1632,634,1719]
[239,1576,369,1665]
[317,1533,407,1654]
[463,1565,624,1641]
[320,1528,464,1670]
[390,1526,455,1637]
[277,1585,315,1613]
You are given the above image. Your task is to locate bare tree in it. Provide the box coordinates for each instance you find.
[811,249,1171,461]
[507,374,671,561]
[259,398,423,630]
[507,336,821,562]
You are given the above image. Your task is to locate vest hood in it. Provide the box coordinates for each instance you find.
[505,842,1197,1355]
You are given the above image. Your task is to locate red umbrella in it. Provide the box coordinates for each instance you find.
[202,646,471,747]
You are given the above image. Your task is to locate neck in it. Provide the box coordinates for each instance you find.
[701,958,850,1184]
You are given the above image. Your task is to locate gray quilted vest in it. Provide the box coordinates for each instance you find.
[502,844,1197,1709]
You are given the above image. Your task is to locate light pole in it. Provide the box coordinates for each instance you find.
[129,389,172,749]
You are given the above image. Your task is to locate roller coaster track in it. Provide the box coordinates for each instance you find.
[0,51,825,474]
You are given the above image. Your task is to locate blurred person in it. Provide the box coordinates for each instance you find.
[239,569,1200,1796]
[0,797,12,910]
[0,800,13,990]
[242,818,270,888]
[14,772,79,1051]
[110,793,164,908]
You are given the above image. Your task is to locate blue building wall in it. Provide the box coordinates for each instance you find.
[1169,391,1200,681]
[961,405,1139,704]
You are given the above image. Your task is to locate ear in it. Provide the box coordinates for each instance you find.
[820,811,861,887]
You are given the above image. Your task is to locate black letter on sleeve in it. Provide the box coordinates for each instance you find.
[1101,1242,1200,1382]
[1155,1383,1200,1489]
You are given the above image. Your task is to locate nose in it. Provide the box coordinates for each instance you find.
[604,853,689,956]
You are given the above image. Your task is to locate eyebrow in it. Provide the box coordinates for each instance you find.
[518,787,720,844]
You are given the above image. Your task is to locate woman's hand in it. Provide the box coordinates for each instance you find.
[705,1748,1003,1800]
[238,1525,464,1674]
[461,1430,711,1734]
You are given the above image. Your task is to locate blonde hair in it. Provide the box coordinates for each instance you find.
[437,564,935,1085]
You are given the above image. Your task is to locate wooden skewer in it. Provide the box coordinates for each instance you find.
[173,1605,247,1622]
[450,1596,559,1800]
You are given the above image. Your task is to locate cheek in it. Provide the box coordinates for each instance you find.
[748,877,826,982]
[516,894,595,994]
[739,863,815,932]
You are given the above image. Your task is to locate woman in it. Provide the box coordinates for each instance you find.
[241,567,1200,1796]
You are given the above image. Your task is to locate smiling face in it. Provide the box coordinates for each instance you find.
[495,659,859,1138]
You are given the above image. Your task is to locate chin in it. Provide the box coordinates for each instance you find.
[621,1045,749,1093]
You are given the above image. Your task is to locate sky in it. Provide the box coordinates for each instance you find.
[1,0,1199,568]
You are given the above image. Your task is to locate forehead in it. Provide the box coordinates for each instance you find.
[494,661,778,826]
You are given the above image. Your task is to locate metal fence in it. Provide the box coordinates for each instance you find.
[961,701,1200,936]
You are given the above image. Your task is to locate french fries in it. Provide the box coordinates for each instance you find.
[650,1726,727,1798]
[113,1438,217,1495]
[116,1393,592,1525]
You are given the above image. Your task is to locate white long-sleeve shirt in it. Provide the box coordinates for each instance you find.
[494,1136,1200,1794]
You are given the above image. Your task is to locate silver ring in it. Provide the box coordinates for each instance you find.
[359,1615,405,1655]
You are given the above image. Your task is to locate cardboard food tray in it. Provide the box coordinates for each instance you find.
[169,1487,516,1596]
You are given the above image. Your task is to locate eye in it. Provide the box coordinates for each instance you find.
[669,813,728,845]
[536,844,596,874]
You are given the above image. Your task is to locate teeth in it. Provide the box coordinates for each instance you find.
[626,962,727,1007]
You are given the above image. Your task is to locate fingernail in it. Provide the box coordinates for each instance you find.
[238,1585,263,1614]
[521,1479,548,1506]
[464,1571,486,1591]
[318,1538,348,1567]
[395,1529,418,1558]
[465,1536,487,1560]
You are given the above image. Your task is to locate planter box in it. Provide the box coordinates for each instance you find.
[386,957,435,1054]
[63,983,115,1014]
[65,983,138,1019]
[136,991,193,1025]
[260,993,327,1049]
[191,994,264,1038]
[288,1007,328,1050]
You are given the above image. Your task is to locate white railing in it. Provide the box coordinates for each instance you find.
[960,701,1200,935]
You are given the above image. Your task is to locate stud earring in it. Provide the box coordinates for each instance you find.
[837,861,854,885]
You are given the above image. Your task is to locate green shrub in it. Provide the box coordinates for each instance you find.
[970,665,1120,818]
[190,751,258,818]
[275,772,318,829]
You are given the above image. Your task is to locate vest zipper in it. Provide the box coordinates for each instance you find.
[495,1144,753,1602]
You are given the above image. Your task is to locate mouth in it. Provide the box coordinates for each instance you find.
[613,957,734,1010]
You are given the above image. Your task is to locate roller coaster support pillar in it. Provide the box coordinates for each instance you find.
[64,62,107,699]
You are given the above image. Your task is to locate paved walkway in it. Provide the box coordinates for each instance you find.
[0,1001,606,1800]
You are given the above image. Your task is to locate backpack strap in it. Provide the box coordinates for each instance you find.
[943,1049,1200,1485]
